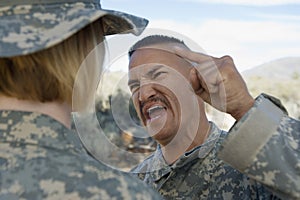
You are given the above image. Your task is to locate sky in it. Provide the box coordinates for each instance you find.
[102,0,300,72]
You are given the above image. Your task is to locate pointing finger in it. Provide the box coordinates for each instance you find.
[173,46,212,64]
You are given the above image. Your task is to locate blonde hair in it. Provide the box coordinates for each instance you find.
[0,20,104,105]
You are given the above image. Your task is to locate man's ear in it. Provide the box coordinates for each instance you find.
[188,67,202,93]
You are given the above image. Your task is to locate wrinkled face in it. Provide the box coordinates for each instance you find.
[128,44,200,146]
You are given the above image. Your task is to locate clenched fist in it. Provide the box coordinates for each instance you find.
[174,47,255,120]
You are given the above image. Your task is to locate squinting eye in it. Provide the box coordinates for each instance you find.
[153,71,167,79]
[130,84,140,93]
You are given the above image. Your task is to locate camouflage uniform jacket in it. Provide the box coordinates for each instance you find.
[0,110,162,200]
[131,94,300,200]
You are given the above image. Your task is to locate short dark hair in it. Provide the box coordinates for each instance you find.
[128,35,188,58]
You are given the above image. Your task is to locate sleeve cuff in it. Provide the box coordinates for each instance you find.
[218,94,286,171]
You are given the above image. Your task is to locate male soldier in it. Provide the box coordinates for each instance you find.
[0,1,162,199]
[128,35,300,199]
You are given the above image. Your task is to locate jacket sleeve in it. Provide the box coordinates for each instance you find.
[218,94,300,199]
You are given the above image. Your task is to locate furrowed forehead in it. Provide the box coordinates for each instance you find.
[129,44,193,70]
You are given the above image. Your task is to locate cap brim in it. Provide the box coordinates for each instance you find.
[102,9,148,36]
[0,3,148,57]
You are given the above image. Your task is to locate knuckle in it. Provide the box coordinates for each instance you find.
[221,55,234,63]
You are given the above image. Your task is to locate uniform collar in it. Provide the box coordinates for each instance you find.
[148,122,224,182]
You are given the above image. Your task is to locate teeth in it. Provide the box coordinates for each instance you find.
[147,105,164,115]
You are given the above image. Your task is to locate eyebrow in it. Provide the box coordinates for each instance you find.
[146,65,164,77]
[128,65,164,86]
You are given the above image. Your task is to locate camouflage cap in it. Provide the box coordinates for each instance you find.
[0,0,149,57]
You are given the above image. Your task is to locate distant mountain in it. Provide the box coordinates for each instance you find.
[241,57,300,119]
[242,57,300,79]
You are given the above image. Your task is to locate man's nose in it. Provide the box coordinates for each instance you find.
[139,84,157,102]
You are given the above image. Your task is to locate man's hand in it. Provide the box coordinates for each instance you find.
[174,47,255,121]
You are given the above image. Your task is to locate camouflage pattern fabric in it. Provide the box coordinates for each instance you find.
[0,110,162,199]
[131,122,281,199]
[219,94,300,199]
[0,0,148,57]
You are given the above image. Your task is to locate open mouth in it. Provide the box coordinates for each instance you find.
[148,105,166,118]
[143,104,167,125]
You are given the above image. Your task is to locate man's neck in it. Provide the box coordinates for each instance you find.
[161,119,211,165]
[0,96,71,128]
